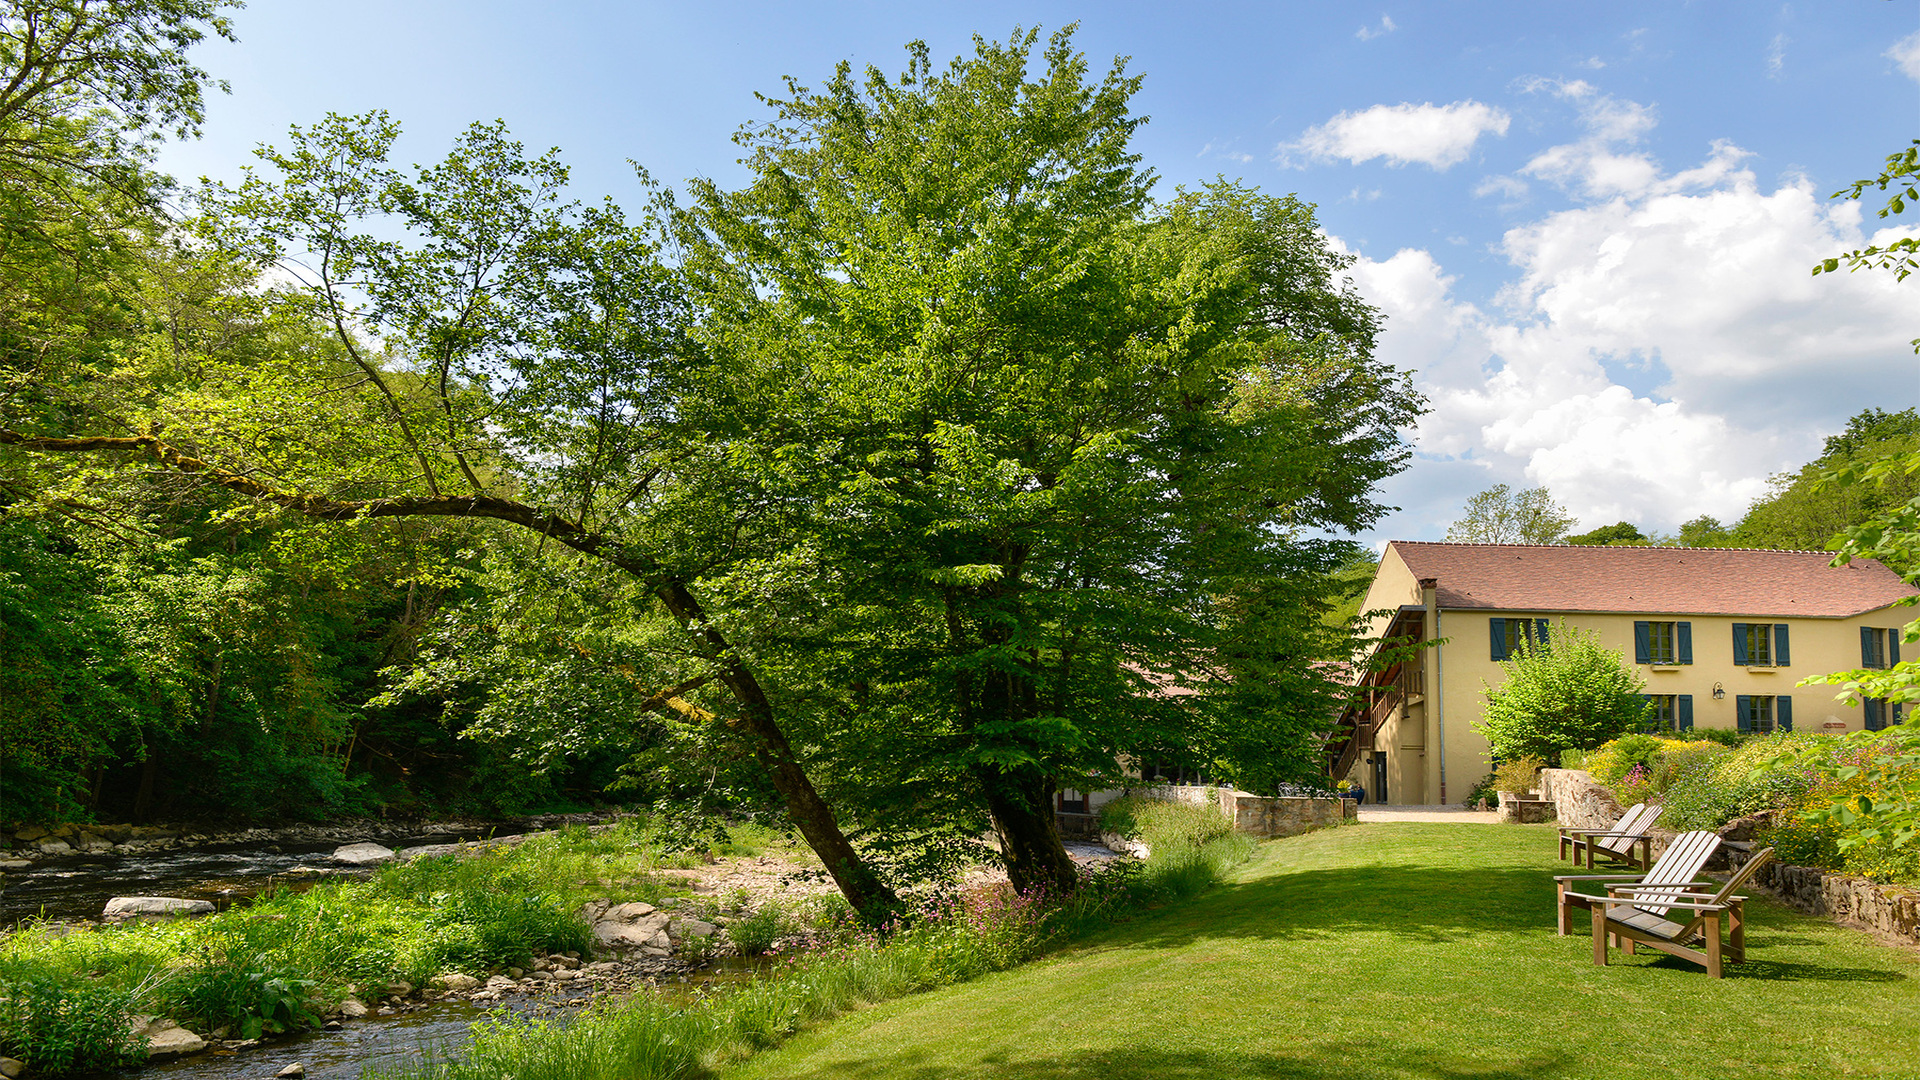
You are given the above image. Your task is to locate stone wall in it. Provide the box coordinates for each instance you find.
[1750,855,1920,947]
[1537,769,1623,831]
[1216,791,1357,838]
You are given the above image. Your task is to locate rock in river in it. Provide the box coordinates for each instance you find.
[103,896,216,918]
[330,842,396,865]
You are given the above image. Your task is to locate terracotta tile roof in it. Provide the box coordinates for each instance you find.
[1389,541,1917,618]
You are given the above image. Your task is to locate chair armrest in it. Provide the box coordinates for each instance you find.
[1553,873,1649,884]
[1595,897,1733,911]
[1569,830,1642,839]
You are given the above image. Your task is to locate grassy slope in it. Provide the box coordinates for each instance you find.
[724,824,1920,1080]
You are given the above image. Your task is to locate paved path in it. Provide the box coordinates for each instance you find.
[1357,804,1500,823]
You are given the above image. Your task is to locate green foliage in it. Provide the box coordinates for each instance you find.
[1586,734,1668,786]
[1475,620,1648,765]
[725,904,790,957]
[1491,755,1543,796]
[0,975,143,1076]
[1813,140,1919,294]
[1566,521,1648,546]
[1675,515,1737,548]
[1444,484,1575,545]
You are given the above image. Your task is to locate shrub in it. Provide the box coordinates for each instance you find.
[1492,755,1543,796]
[1461,772,1500,807]
[0,976,143,1076]
[1586,734,1667,787]
[725,904,789,956]
[1097,796,1232,853]
[1475,620,1649,764]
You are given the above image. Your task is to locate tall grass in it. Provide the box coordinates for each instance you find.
[0,817,764,1073]
[365,827,1257,1080]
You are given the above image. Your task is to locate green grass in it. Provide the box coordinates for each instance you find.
[722,824,1920,1080]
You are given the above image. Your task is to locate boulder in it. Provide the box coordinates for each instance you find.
[1100,831,1150,859]
[276,1065,307,1078]
[676,918,718,938]
[104,896,216,918]
[35,839,74,856]
[430,973,480,992]
[137,1019,207,1058]
[483,975,517,991]
[585,901,675,950]
[336,998,369,1019]
[0,1056,23,1078]
[12,825,48,842]
[1718,811,1776,843]
[331,842,396,865]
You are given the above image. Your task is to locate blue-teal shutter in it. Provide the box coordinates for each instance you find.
[1777,695,1793,732]
[1536,619,1550,649]
[1733,624,1750,666]
[1736,695,1752,732]
[1774,624,1790,667]
[1678,695,1694,731]
[1490,618,1508,661]
[1677,622,1693,665]
[1634,621,1651,664]
[1892,631,1902,666]
[1866,699,1885,731]
[1864,626,1879,667]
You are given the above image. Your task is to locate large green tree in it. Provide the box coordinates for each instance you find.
[1445,484,1576,545]
[677,29,1418,892]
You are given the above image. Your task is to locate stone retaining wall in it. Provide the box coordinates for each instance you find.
[1216,791,1356,838]
[1537,769,1623,831]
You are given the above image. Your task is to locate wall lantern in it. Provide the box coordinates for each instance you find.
[1712,682,1726,700]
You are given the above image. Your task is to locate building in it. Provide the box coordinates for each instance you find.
[1328,542,1917,806]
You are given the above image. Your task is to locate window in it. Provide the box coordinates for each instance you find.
[1633,621,1692,665]
[1732,622,1790,667]
[1640,693,1694,733]
[1736,694,1793,734]
[1866,700,1906,731]
[1862,627,1900,669]
[1644,694,1676,731]
[1490,617,1549,661]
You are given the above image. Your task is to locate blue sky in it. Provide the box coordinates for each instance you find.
[161,2,1920,546]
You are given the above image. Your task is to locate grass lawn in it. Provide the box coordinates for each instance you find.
[723,823,1920,1080]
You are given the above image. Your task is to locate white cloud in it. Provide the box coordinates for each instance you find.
[1473,175,1528,200]
[1357,15,1397,41]
[1283,101,1510,170]
[1346,143,1918,540]
[1889,30,1920,82]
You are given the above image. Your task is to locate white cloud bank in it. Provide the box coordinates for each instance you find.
[1889,30,1920,82]
[1283,100,1509,170]
[1348,127,1918,540]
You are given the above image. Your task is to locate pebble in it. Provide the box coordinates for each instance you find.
[276,1065,306,1078]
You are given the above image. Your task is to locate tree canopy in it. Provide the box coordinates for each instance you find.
[1444,483,1576,545]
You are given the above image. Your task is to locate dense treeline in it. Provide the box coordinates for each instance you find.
[0,5,1418,909]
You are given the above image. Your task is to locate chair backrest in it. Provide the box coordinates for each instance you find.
[1705,847,1774,904]
[1628,830,1721,916]
[1598,803,1655,855]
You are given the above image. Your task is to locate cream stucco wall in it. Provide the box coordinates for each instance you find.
[1353,547,1910,806]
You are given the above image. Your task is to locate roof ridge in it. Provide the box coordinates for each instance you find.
[1390,540,1844,556]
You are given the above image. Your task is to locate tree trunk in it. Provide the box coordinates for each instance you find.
[658,582,901,919]
[979,766,1081,896]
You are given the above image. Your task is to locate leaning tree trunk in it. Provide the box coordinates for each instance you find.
[659,582,901,919]
[978,766,1081,896]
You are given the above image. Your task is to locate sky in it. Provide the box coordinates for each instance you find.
[158,1,1920,547]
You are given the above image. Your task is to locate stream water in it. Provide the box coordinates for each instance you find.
[3,832,778,1080]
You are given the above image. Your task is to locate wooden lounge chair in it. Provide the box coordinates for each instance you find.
[1590,848,1774,978]
[1553,829,1720,936]
[1558,803,1664,870]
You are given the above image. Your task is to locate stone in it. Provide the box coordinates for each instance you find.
[12,825,48,842]
[1718,811,1776,843]
[383,981,413,999]
[588,901,675,950]
[676,918,718,938]
[505,967,524,979]
[0,1056,22,1078]
[35,839,73,856]
[277,1065,307,1078]
[483,975,518,991]
[104,896,216,917]
[430,973,480,992]
[0,860,31,870]
[145,1023,207,1058]
[330,842,396,866]
[336,998,369,1018]
[77,833,113,853]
